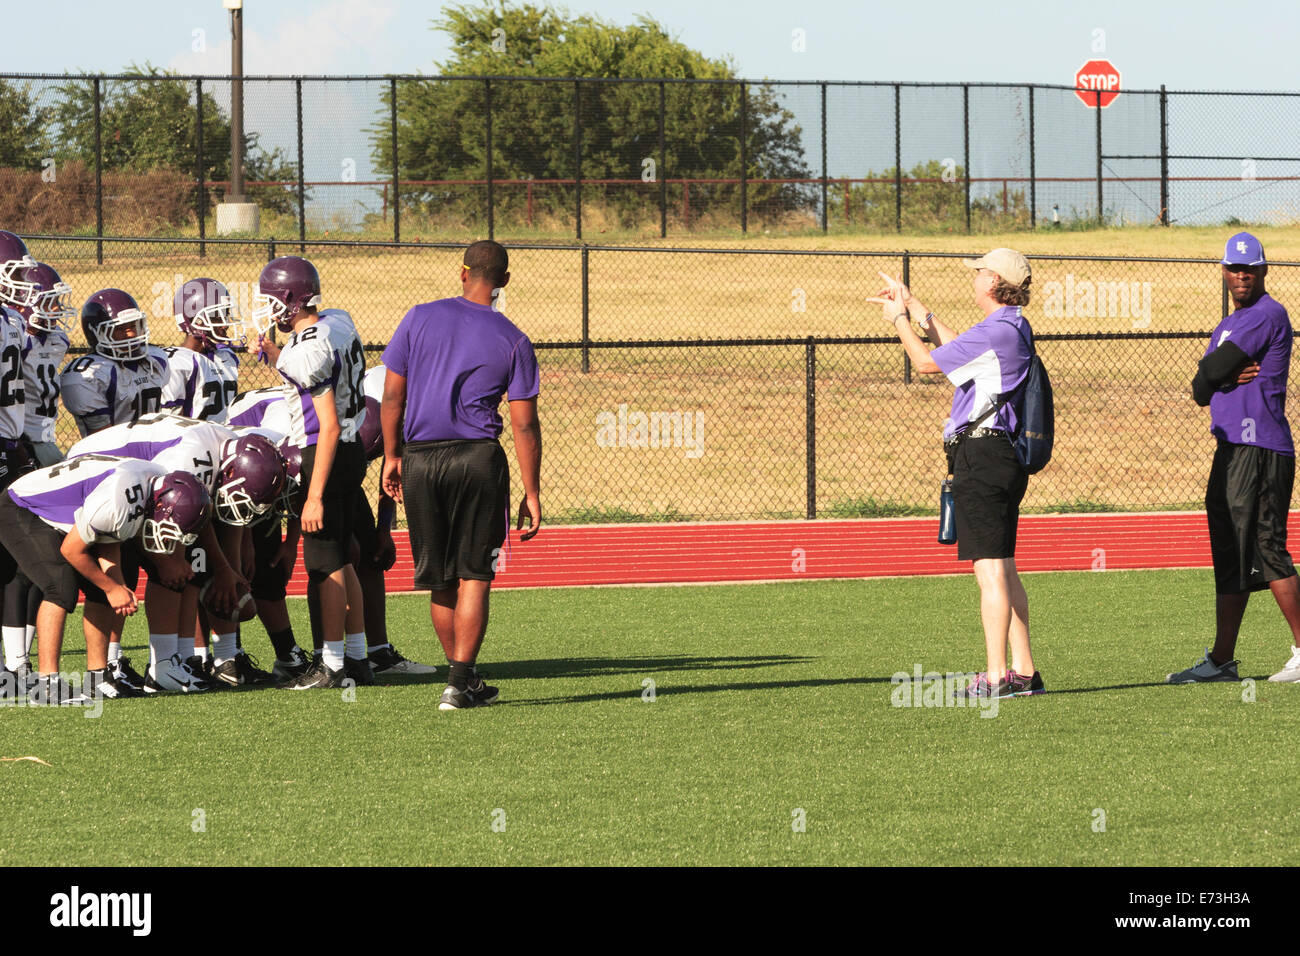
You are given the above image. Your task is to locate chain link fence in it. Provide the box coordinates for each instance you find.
[25,234,1298,522]
[3,74,1299,241]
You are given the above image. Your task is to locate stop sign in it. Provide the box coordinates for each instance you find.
[1075,59,1121,107]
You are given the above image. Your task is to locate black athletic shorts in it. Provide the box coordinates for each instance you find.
[250,515,290,601]
[299,439,366,577]
[951,434,1029,562]
[352,493,379,568]
[0,495,85,613]
[402,439,509,591]
[1206,439,1297,594]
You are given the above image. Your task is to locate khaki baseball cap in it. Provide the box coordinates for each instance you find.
[962,248,1031,286]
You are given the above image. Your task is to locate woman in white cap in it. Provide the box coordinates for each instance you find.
[869,249,1044,698]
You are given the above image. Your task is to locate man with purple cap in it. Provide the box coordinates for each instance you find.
[870,248,1044,699]
[1169,232,1300,684]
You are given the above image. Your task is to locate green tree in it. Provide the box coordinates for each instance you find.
[837,160,1029,232]
[372,2,810,229]
[0,79,54,170]
[53,63,299,215]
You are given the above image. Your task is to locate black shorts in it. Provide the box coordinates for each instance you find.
[402,440,509,591]
[951,435,1029,562]
[299,439,366,576]
[250,515,290,601]
[0,495,85,613]
[1206,439,1296,594]
[352,493,379,567]
[0,444,32,489]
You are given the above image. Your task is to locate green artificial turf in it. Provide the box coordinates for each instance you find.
[2,569,1297,866]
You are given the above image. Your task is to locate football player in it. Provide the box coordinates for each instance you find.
[163,277,244,421]
[250,256,371,689]
[61,289,167,438]
[67,414,285,690]
[0,455,211,703]
[0,258,74,683]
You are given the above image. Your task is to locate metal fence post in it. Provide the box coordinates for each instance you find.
[820,82,828,233]
[1159,84,1169,226]
[93,76,103,264]
[658,80,667,238]
[390,77,400,243]
[739,81,748,233]
[296,78,305,250]
[894,84,902,232]
[1095,88,1103,222]
[902,250,912,384]
[196,78,206,259]
[1221,276,1229,318]
[581,244,590,373]
[485,78,494,240]
[268,237,276,261]
[963,84,971,233]
[805,336,816,520]
[574,80,582,240]
[1028,85,1036,228]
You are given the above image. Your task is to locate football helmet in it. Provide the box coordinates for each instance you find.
[143,472,213,555]
[215,434,287,526]
[0,231,37,309]
[359,395,382,461]
[8,262,75,333]
[276,438,303,519]
[82,289,148,362]
[250,256,321,336]
[174,276,246,349]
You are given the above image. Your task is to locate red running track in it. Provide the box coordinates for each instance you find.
[246,511,1254,596]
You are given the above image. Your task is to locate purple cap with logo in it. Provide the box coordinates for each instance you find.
[1222,232,1265,267]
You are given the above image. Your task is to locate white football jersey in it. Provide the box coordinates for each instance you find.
[226,386,291,437]
[60,346,168,437]
[21,326,71,444]
[0,306,29,440]
[8,453,164,541]
[212,346,240,410]
[275,308,366,448]
[160,345,230,422]
[68,413,233,497]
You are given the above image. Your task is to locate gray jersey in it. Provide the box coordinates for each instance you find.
[274,308,366,447]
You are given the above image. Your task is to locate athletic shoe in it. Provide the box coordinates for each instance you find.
[3,660,34,697]
[236,652,275,685]
[466,672,500,705]
[1267,646,1300,683]
[271,646,312,683]
[110,656,148,691]
[210,652,275,688]
[369,644,438,676]
[438,683,498,710]
[90,669,144,700]
[279,657,343,690]
[1005,669,1046,696]
[27,674,93,706]
[1166,649,1239,684]
[343,656,376,687]
[144,654,211,694]
[952,672,1011,699]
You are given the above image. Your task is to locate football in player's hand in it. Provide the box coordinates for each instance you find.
[198,581,257,622]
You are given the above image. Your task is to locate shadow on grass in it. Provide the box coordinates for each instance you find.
[365,654,818,688]
[506,672,897,707]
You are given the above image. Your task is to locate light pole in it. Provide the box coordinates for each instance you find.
[216,0,259,234]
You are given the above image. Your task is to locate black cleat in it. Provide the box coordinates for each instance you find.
[111,656,148,690]
[438,682,499,710]
[278,657,344,690]
[271,646,312,683]
[343,656,376,686]
[369,644,438,676]
[210,652,275,688]
[466,671,500,705]
[90,668,144,699]
[27,674,93,706]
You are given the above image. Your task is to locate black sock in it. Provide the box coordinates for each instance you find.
[268,628,296,660]
[449,660,472,691]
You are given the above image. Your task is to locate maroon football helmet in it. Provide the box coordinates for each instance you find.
[143,472,213,555]
[9,262,74,333]
[215,434,287,526]
[174,276,246,349]
[276,438,303,518]
[251,256,321,335]
[0,231,37,310]
[82,289,149,362]
[359,396,382,462]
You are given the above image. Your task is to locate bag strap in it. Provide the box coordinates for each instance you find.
[958,316,1034,434]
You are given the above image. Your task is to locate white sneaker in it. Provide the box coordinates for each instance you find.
[1267,646,1300,683]
[145,654,210,694]
[1167,648,1239,684]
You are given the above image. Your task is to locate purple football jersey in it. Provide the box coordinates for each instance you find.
[382,297,539,442]
[1205,293,1293,455]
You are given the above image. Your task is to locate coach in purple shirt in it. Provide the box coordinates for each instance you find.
[1169,232,1300,685]
[870,249,1044,699]
[380,240,541,710]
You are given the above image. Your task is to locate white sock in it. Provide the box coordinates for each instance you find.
[193,645,209,664]
[344,632,367,660]
[149,634,178,674]
[2,626,27,671]
[213,632,238,666]
[323,640,345,671]
[107,641,122,664]
[367,642,390,653]
[24,623,35,656]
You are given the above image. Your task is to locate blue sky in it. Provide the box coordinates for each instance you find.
[6,0,1299,91]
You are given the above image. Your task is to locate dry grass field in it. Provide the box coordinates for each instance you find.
[31,225,1300,520]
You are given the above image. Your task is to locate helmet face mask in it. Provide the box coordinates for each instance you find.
[10,263,74,333]
[0,230,36,310]
[215,436,287,526]
[141,516,199,555]
[142,473,212,554]
[175,278,247,349]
